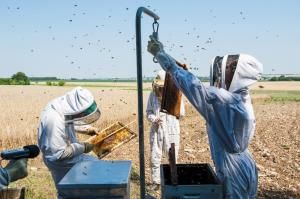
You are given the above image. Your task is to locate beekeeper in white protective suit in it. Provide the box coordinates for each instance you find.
[148,36,262,199]
[38,87,101,190]
[146,70,185,189]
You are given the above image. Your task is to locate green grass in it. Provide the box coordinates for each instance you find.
[10,168,55,199]
[65,84,152,91]
[33,82,135,88]
[65,83,136,89]
[31,81,153,91]
[6,163,143,199]
[251,90,300,101]
[9,167,142,198]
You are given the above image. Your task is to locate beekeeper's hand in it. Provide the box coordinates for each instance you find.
[153,117,163,125]
[83,142,94,153]
[74,125,98,135]
[147,35,164,56]
[86,126,98,135]
[4,158,28,183]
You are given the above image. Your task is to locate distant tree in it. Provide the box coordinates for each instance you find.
[278,75,285,81]
[58,80,65,86]
[46,81,52,86]
[11,72,30,85]
[269,77,278,81]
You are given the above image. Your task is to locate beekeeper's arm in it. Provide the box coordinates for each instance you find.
[42,115,93,161]
[148,36,250,153]
[146,92,160,123]
[148,36,210,120]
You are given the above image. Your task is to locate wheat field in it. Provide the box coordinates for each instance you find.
[0,82,299,198]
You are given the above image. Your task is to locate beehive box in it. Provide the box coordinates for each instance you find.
[161,163,223,199]
[86,122,136,158]
[58,160,131,199]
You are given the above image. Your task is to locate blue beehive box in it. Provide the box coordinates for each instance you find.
[58,160,131,199]
[161,163,223,199]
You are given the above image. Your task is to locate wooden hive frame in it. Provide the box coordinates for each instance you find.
[86,121,136,158]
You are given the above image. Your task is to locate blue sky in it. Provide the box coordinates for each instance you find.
[0,0,299,78]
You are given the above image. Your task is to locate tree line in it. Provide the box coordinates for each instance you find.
[268,75,300,81]
[0,72,30,85]
[1,72,299,85]
[0,72,65,86]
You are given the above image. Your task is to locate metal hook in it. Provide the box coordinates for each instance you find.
[152,20,159,33]
[152,20,159,63]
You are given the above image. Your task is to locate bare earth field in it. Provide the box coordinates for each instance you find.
[0,82,299,199]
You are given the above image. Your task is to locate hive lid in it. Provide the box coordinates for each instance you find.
[58,160,132,189]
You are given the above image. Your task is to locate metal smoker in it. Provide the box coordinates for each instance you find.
[135,7,223,199]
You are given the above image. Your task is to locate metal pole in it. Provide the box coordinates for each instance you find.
[135,7,159,199]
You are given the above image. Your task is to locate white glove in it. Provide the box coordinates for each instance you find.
[75,125,98,135]
[147,35,164,56]
[86,126,98,134]
[148,36,178,72]
[4,158,28,183]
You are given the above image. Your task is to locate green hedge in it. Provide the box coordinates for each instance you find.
[269,75,300,81]
[0,78,11,85]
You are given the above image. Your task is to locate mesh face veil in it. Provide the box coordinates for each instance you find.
[210,56,224,88]
[64,101,101,126]
[153,84,164,100]
[210,55,240,90]
[152,70,165,100]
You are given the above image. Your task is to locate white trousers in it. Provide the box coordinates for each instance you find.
[150,128,180,184]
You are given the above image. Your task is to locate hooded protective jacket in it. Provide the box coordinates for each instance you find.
[38,87,100,187]
[154,50,262,199]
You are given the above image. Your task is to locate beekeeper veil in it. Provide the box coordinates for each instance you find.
[210,56,224,88]
[152,70,165,100]
[59,87,101,125]
[210,54,263,92]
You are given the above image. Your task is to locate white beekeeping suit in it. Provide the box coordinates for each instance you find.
[148,36,262,199]
[146,70,185,185]
[37,87,101,190]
